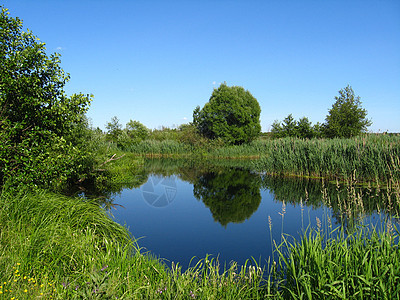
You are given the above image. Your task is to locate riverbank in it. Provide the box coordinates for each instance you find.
[1,175,399,299]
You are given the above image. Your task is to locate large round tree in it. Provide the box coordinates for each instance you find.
[193,83,261,145]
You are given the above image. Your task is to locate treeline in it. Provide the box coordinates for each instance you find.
[271,85,372,139]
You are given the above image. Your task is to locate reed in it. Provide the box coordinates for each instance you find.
[273,224,400,299]
[253,134,400,182]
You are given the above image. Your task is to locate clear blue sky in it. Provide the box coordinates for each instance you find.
[3,0,400,132]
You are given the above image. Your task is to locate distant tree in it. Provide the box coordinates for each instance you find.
[0,6,92,188]
[324,86,372,138]
[105,116,122,142]
[271,114,316,139]
[271,120,285,138]
[312,122,324,138]
[125,120,149,142]
[282,114,298,137]
[193,83,261,145]
[297,117,313,139]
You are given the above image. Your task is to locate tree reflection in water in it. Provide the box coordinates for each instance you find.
[193,169,262,227]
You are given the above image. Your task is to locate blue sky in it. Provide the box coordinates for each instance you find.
[3,0,400,132]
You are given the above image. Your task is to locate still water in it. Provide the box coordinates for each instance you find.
[107,159,397,271]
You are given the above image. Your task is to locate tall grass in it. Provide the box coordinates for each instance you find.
[273,224,400,299]
[125,139,194,156]
[253,134,400,182]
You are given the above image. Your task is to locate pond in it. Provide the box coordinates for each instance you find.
[106,159,399,271]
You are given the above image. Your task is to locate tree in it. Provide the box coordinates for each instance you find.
[271,114,317,139]
[270,120,285,138]
[297,116,314,139]
[193,83,261,145]
[0,6,92,188]
[125,120,149,142]
[324,85,372,138]
[105,116,123,142]
[282,114,298,137]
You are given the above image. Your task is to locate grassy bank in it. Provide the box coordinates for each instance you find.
[1,181,399,298]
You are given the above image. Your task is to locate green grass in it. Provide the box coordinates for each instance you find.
[272,224,400,299]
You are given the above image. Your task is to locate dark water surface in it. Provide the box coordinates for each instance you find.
[107,159,398,270]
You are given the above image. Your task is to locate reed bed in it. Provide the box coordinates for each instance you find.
[272,224,400,299]
[253,134,400,182]
[124,140,194,156]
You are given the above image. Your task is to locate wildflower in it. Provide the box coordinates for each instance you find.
[189,290,196,298]
[24,289,28,293]
[101,265,109,271]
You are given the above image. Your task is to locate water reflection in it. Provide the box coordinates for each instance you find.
[193,169,262,226]
[91,158,399,270]
[77,158,399,230]
[261,175,399,230]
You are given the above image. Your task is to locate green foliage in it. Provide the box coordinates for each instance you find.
[193,83,261,145]
[324,85,372,138]
[0,6,93,188]
[177,123,210,147]
[125,119,149,142]
[105,116,123,142]
[271,114,321,139]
